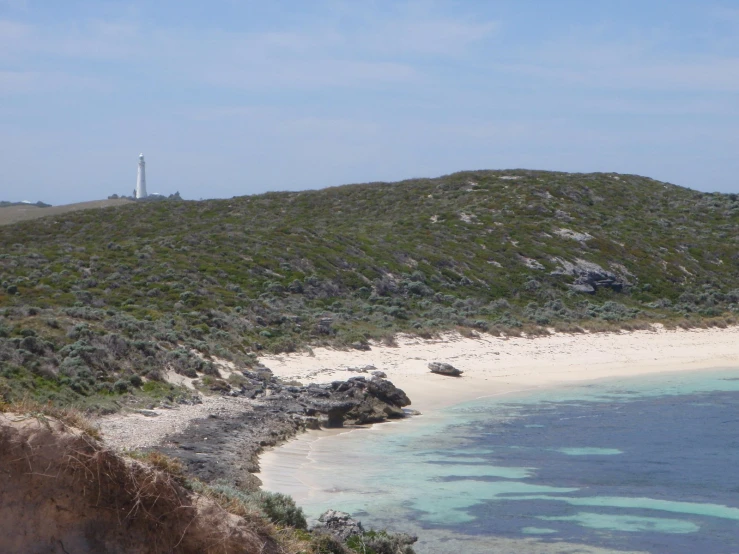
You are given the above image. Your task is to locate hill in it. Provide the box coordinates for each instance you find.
[0,198,134,226]
[0,169,737,408]
[0,201,51,208]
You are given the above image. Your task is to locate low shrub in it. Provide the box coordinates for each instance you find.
[193,480,307,529]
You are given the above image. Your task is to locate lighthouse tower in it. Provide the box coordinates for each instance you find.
[136,153,148,199]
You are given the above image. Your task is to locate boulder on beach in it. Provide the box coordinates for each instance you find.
[314,510,365,541]
[314,510,418,550]
[428,362,463,377]
[299,376,411,427]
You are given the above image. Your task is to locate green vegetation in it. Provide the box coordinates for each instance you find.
[0,169,737,408]
[192,480,308,529]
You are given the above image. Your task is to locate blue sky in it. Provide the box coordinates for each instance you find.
[1,0,738,204]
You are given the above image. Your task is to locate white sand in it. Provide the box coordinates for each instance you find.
[261,325,739,413]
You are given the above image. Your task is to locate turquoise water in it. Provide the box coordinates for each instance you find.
[265,369,739,553]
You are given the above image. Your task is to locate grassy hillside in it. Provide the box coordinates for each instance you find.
[0,169,737,408]
[0,198,133,226]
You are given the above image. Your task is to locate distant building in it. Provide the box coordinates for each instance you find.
[136,153,148,199]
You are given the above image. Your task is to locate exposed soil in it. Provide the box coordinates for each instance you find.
[0,412,281,554]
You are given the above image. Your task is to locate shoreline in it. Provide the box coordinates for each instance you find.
[99,325,739,489]
[256,325,739,495]
[258,364,739,554]
[259,325,739,413]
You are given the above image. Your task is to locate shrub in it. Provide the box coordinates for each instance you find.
[258,490,307,529]
[311,532,350,554]
[195,481,307,529]
[346,530,417,554]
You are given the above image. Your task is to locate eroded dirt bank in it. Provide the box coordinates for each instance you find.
[0,412,281,554]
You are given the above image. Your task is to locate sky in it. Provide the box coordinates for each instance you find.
[1,0,738,204]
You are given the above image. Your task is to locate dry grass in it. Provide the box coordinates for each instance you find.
[552,322,585,334]
[618,320,654,332]
[580,320,621,334]
[126,450,186,481]
[456,327,479,339]
[522,325,552,338]
[0,396,101,440]
[0,198,133,226]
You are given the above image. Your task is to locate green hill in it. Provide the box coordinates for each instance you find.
[0,169,737,408]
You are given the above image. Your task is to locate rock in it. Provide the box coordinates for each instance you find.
[518,255,545,270]
[314,510,364,541]
[428,362,463,377]
[347,364,376,373]
[316,318,334,335]
[554,228,592,242]
[366,378,411,408]
[552,257,631,293]
[372,370,387,379]
[298,377,411,426]
[570,283,596,294]
[302,398,360,427]
[350,341,370,351]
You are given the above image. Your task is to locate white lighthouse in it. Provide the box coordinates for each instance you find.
[136,153,148,199]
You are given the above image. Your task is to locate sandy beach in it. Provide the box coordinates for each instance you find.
[256,325,739,553]
[260,325,739,413]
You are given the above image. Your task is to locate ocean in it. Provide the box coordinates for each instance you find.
[260,369,739,553]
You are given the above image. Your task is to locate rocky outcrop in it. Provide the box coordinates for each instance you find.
[313,510,418,552]
[159,372,412,488]
[428,362,463,377]
[314,510,365,541]
[551,257,631,294]
[296,375,411,426]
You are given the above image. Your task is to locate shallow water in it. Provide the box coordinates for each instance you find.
[261,369,739,553]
